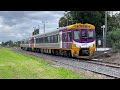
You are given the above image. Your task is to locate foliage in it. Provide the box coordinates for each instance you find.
[59,11,106,36]
[108,28,120,52]
[1,40,20,47]
[108,13,120,32]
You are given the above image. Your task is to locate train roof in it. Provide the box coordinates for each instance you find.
[20,23,95,41]
[33,28,60,37]
[32,23,95,36]
[66,23,95,30]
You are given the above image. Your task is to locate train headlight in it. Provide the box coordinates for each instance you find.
[74,44,76,47]
[90,44,94,48]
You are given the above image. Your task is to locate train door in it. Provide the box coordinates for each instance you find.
[62,31,72,49]
[62,32,67,48]
[59,31,62,48]
[67,31,72,49]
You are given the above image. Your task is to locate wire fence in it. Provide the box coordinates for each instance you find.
[96,36,112,48]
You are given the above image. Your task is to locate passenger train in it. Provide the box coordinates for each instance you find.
[20,23,96,59]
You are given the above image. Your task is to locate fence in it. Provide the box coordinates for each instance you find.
[96,36,112,48]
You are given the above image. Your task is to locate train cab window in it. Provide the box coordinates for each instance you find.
[74,30,80,40]
[68,32,72,41]
[88,30,94,40]
[81,30,87,41]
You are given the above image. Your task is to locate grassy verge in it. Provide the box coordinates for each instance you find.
[0,48,84,79]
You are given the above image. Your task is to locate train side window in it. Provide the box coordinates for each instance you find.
[50,36,51,43]
[36,38,37,43]
[54,35,58,43]
[37,38,39,43]
[50,36,53,43]
[52,36,54,43]
[68,32,72,41]
[48,36,50,43]
[43,37,45,43]
[38,38,40,43]
[39,38,42,43]
[45,37,48,43]
[56,34,58,43]
[53,35,55,43]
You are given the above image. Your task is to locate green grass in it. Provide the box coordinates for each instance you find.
[0,48,84,79]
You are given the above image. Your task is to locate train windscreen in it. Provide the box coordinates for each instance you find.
[88,30,94,40]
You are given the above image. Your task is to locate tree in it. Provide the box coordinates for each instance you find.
[108,28,120,52]
[59,17,67,27]
[107,13,120,32]
[59,11,105,36]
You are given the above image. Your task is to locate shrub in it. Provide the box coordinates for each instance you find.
[108,28,120,52]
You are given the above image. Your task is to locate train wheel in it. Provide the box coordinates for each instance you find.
[59,50,63,56]
[55,50,59,56]
[63,50,67,57]
[68,51,71,58]
[51,49,54,55]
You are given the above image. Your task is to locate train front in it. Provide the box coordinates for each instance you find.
[71,23,96,59]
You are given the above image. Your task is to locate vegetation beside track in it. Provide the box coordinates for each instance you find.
[0,48,84,79]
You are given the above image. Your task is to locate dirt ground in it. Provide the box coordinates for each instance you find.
[94,50,120,65]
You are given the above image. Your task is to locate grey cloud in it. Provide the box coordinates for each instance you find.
[0,11,65,42]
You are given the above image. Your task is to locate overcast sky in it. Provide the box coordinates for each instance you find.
[0,11,119,43]
[0,11,65,42]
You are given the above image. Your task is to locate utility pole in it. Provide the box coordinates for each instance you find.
[101,25,105,48]
[105,11,107,48]
[33,27,36,35]
[38,25,40,34]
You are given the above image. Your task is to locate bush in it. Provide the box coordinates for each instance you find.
[108,28,120,52]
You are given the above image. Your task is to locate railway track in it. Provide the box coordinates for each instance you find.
[77,59,120,68]
[12,47,120,79]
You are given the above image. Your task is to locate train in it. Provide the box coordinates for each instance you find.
[20,23,96,59]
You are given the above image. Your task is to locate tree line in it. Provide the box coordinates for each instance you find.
[0,40,20,47]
